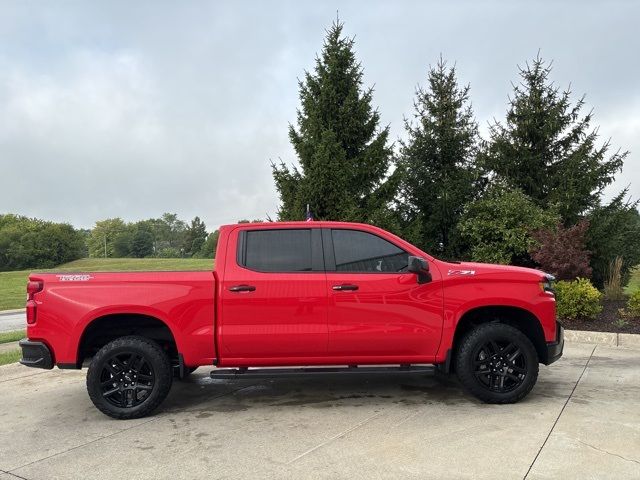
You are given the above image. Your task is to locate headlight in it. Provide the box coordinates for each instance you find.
[540,274,555,295]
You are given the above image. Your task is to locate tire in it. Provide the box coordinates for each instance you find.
[87,336,173,419]
[455,323,539,404]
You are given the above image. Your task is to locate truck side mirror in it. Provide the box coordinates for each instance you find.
[407,256,432,284]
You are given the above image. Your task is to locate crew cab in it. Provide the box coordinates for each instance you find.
[20,221,563,419]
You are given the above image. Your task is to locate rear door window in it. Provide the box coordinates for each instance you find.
[241,229,312,272]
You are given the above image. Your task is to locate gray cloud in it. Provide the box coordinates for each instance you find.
[0,0,638,230]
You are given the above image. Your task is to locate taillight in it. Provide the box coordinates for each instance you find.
[26,281,43,324]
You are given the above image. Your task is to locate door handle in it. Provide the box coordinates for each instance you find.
[229,284,256,292]
[332,284,359,291]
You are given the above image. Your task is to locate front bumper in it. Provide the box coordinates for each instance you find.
[544,322,564,365]
[19,339,54,369]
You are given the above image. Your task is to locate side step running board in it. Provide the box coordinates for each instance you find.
[210,365,434,379]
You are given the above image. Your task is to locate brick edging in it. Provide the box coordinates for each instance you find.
[565,329,640,349]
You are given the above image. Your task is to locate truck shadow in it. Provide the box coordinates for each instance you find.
[162,369,474,413]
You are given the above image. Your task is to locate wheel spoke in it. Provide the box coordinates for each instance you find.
[111,357,126,372]
[103,386,120,398]
[128,354,137,370]
[474,357,492,366]
[101,376,117,387]
[130,354,145,372]
[510,364,526,374]
[507,349,521,363]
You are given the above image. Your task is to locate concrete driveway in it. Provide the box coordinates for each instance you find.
[1,342,639,480]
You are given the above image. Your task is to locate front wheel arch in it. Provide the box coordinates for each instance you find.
[448,306,547,373]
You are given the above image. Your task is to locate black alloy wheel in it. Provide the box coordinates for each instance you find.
[100,352,155,408]
[473,339,527,393]
[456,323,539,404]
[87,336,173,419]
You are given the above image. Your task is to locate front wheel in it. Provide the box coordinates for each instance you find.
[455,323,539,404]
[87,336,173,419]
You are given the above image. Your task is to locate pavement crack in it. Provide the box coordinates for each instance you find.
[523,344,597,479]
[0,469,29,479]
[576,440,640,466]
[0,371,49,384]
[286,412,383,465]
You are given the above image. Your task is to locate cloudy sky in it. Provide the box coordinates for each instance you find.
[0,1,638,230]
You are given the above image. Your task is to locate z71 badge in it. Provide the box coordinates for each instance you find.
[447,269,475,276]
[56,274,93,282]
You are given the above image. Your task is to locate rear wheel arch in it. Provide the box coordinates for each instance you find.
[77,313,180,367]
[449,306,547,371]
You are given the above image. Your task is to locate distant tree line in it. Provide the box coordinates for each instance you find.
[0,212,222,271]
[0,214,86,270]
[273,21,640,287]
[86,213,218,259]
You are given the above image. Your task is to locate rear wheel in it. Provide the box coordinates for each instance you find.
[456,323,539,404]
[87,336,173,419]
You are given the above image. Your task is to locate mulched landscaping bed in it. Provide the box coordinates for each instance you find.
[561,299,640,334]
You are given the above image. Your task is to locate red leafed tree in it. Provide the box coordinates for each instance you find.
[530,221,592,280]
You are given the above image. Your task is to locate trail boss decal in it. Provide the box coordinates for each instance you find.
[56,274,94,282]
[447,269,476,276]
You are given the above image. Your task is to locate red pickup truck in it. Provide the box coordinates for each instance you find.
[20,221,563,419]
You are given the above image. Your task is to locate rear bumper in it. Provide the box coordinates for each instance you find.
[544,322,564,365]
[19,339,54,370]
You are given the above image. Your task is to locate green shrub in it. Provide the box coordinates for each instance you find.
[458,184,558,265]
[155,247,181,258]
[555,278,603,321]
[622,290,640,318]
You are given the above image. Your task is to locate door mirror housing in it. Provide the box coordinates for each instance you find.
[407,256,432,284]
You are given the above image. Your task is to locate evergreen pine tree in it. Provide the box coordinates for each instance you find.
[272,21,397,227]
[397,58,482,258]
[484,55,626,224]
[183,216,208,257]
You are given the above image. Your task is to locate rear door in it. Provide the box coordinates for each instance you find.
[219,227,328,362]
[325,228,443,361]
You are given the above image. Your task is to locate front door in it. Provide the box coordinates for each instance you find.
[325,228,443,361]
[219,227,328,363]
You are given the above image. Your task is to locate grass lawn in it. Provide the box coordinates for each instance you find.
[0,349,21,366]
[625,266,640,295]
[0,258,214,311]
[0,330,25,344]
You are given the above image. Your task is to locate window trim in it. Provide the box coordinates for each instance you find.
[324,228,412,274]
[236,228,324,273]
